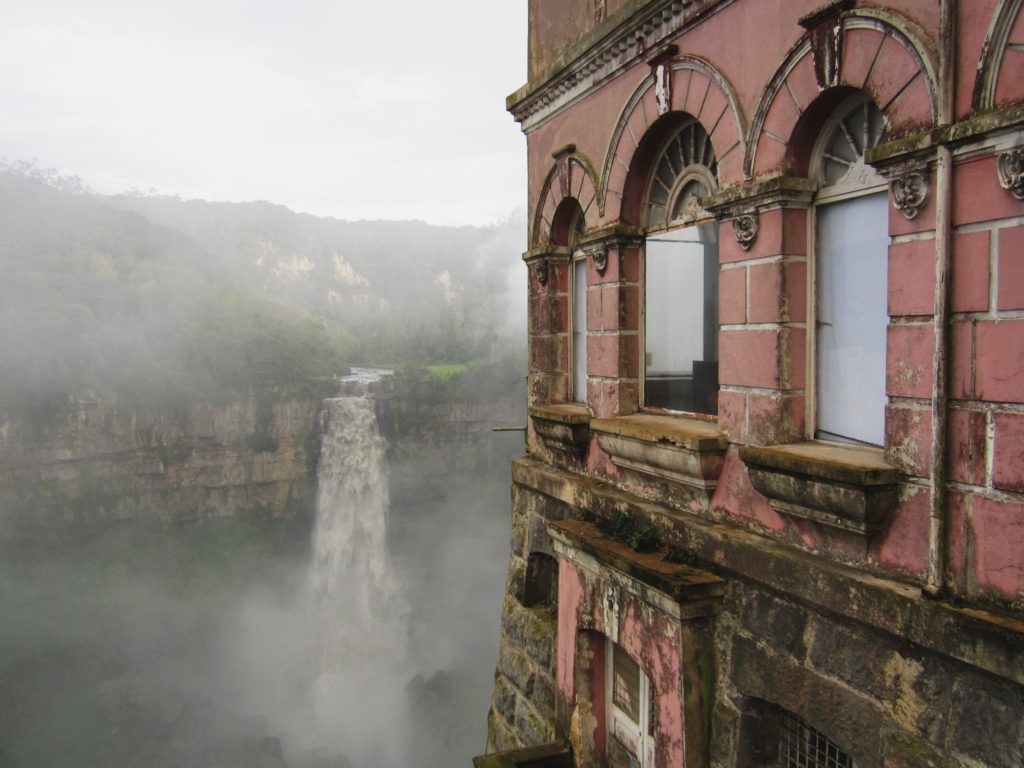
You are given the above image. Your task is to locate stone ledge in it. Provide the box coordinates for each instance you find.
[590,414,727,493]
[529,403,591,426]
[549,519,725,610]
[530,404,591,464]
[740,442,899,536]
[510,456,1024,688]
[473,740,573,768]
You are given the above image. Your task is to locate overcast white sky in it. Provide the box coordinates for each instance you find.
[0,1,528,226]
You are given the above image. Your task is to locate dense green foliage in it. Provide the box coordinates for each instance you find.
[184,292,350,392]
[0,166,524,410]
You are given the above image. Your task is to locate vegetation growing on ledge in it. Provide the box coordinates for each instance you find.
[599,509,660,553]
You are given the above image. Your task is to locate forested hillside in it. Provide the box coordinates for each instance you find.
[0,165,525,411]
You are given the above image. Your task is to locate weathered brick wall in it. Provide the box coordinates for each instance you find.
[526,0,638,82]
[487,0,1024,764]
[945,154,1024,604]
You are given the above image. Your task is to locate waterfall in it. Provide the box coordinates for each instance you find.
[303,372,410,766]
[312,394,407,664]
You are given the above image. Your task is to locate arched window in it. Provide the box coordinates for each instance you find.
[522,551,558,616]
[811,97,888,446]
[553,199,588,403]
[643,118,720,415]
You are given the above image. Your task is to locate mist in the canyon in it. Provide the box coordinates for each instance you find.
[0,424,519,768]
[0,164,527,767]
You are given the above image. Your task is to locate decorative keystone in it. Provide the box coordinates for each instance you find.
[997,148,1024,200]
[891,171,929,219]
[732,212,758,251]
[799,0,853,89]
[646,44,678,116]
[740,442,898,538]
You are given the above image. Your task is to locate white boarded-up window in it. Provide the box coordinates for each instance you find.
[812,97,889,446]
[815,193,888,445]
[606,639,654,767]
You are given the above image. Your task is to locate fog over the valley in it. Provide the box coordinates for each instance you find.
[0,160,528,765]
[0,165,526,766]
[1,4,529,762]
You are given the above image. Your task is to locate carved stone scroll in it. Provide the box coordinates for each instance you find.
[891,172,929,219]
[997,148,1024,200]
[535,261,549,286]
[732,212,758,251]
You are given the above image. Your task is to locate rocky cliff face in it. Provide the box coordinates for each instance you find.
[0,387,332,544]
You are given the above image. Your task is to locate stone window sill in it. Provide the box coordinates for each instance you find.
[529,403,591,462]
[590,413,727,492]
[739,441,899,537]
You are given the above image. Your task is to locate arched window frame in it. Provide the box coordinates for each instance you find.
[807,94,889,446]
[640,116,721,418]
[549,196,588,405]
[566,208,588,404]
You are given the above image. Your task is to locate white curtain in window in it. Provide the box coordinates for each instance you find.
[816,192,888,445]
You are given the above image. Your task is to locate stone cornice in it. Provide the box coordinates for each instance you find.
[703,176,818,214]
[507,0,732,132]
[522,245,571,263]
[864,103,1024,166]
[573,222,645,249]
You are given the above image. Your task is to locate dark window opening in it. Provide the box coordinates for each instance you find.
[522,552,558,616]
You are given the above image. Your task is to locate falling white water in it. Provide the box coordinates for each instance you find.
[302,381,411,766]
[312,395,407,663]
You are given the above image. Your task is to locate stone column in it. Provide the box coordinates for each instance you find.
[707,179,814,447]
[576,227,644,419]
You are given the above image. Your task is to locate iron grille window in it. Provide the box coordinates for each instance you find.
[778,710,858,768]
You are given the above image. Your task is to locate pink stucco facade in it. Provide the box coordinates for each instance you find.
[482,3,1024,767]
